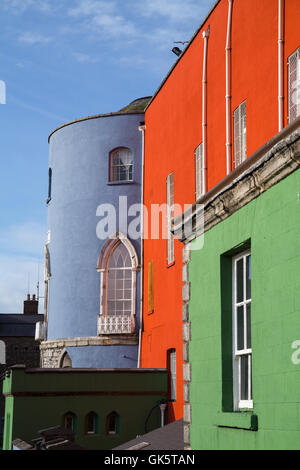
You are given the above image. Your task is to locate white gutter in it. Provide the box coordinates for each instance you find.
[202,27,210,194]
[225,0,234,175]
[278,0,284,132]
[137,123,146,368]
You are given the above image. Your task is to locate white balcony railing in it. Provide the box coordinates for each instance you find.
[98,315,135,335]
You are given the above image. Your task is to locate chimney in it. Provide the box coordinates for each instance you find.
[23,294,38,315]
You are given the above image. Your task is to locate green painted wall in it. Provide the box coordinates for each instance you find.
[189,168,300,450]
[2,368,167,450]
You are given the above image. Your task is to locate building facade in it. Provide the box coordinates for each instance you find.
[2,365,167,451]
[141,0,300,423]
[40,97,150,369]
[0,295,43,448]
[174,120,300,449]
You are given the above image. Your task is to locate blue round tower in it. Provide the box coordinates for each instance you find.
[40,97,150,368]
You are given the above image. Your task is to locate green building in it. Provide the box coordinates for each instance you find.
[174,120,300,449]
[2,365,167,450]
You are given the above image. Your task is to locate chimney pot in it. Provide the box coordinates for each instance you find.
[24,293,38,315]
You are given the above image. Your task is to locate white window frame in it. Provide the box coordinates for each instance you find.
[97,233,139,335]
[195,143,205,200]
[232,250,252,410]
[167,173,174,265]
[169,349,177,401]
[233,101,247,168]
[288,47,300,123]
[0,340,6,365]
[109,147,133,183]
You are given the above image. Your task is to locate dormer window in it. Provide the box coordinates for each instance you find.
[109,147,133,182]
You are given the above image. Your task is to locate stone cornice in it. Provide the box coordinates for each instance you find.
[40,335,139,350]
[174,123,300,244]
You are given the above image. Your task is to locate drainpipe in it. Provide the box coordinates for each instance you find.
[278,0,284,132]
[137,123,146,368]
[225,0,233,175]
[202,27,210,194]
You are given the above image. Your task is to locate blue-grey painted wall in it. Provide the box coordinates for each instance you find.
[46,110,144,368]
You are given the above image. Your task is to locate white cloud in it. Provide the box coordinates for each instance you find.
[18,31,52,45]
[0,222,46,313]
[0,222,46,258]
[67,0,138,40]
[0,253,44,313]
[73,52,100,63]
[68,0,115,17]
[2,0,52,14]
[138,0,208,23]
[10,95,67,122]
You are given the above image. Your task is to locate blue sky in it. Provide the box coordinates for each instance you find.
[0,0,216,313]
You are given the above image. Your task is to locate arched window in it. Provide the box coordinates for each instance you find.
[109,147,133,182]
[107,242,132,317]
[85,412,98,435]
[62,412,77,433]
[59,351,72,368]
[106,411,119,435]
[97,233,139,335]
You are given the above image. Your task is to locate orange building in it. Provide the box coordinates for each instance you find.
[140,0,300,422]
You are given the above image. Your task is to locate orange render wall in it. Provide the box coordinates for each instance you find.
[140,0,300,422]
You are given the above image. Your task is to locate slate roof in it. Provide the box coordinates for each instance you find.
[113,419,184,450]
[0,314,43,337]
[13,426,86,451]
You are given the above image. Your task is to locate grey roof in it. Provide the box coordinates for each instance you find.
[113,419,184,450]
[0,314,43,337]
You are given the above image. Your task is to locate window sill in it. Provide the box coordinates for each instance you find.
[107,181,134,185]
[167,261,175,269]
[214,411,258,431]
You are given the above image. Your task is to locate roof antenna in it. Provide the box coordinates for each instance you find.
[37,264,40,302]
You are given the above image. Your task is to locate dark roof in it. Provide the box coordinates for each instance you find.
[0,314,43,337]
[31,426,86,451]
[113,419,184,450]
[48,96,151,143]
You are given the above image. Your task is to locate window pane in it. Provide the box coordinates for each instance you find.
[240,355,249,401]
[110,148,133,182]
[246,303,251,349]
[237,306,244,350]
[236,258,244,302]
[246,255,251,299]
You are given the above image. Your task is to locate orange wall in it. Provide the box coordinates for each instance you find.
[141,0,300,422]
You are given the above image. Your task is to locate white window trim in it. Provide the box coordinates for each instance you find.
[96,233,139,334]
[288,47,300,123]
[169,349,177,401]
[232,250,253,411]
[109,147,133,183]
[233,101,247,169]
[167,173,174,265]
